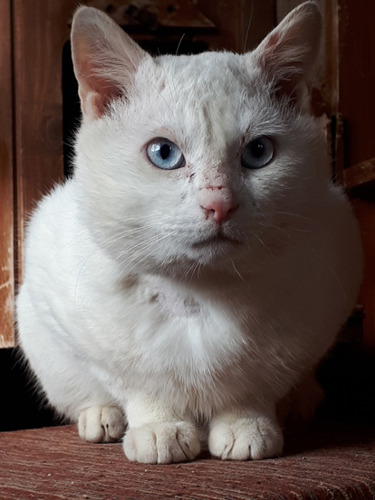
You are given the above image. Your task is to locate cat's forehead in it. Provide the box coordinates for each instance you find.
[152,51,250,94]
[133,51,259,151]
[132,51,254,110]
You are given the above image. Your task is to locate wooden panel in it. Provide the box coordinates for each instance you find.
[198,0,275,52]
[0,0,15,347]
[339,0,375,168]
[12,0,78,282]
[88,0,275,52]
[344,158,375,191]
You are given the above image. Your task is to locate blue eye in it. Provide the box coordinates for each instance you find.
[146,138,185,170]
[241,136,274,169]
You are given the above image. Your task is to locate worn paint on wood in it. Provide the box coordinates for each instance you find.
[12,0,74,281]
[0,0,15,347]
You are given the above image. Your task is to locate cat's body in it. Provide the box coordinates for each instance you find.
[17,3,362,463]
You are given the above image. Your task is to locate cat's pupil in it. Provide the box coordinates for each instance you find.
[251,141,265,159]
[160,144,171,160]
[146,138,185,170]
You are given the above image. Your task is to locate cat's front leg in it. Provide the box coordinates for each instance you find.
[123,395,201,464]
[209,408,283,460]
[78,405,126,443]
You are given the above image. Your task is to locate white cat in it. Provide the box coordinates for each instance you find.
[17,2,362,464]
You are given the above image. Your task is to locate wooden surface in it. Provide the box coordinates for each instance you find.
[87,0,275,53]
[1,1,78,347]
[339,0,375,169]
[12,0,74,282]
[0,0,15,347]
[198,0,274,52]
[0,423,374,499]
[344,158,375,190]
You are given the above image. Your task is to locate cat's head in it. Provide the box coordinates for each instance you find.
[71,2,328,277]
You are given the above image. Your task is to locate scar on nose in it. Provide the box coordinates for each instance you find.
[200,185,223,191]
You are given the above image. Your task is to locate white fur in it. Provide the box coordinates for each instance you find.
[17,3,362,464]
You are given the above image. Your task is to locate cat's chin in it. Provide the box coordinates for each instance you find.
[180,237,247,271]
[129,230,247,276]
[191,233,243,250]
[130,241,246,280]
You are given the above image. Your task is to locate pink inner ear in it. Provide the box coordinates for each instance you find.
[75,44,124,119]
[72,7,149,121]
[258,32,307,103]
[80,86,122,118]
[264,33,280,51]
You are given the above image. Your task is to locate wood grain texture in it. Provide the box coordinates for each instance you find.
[339,0,375,168]
[198,0,274,52]
[12,0,77,282]
[0,0,15,347]
[344,158,375,190]
[0,424,374,499]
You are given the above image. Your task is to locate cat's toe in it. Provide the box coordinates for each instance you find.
[123,422,200,464]
[209,415,283,460]
[78,405,125,443]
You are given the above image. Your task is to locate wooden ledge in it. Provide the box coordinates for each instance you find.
[0,423,375,499]
[344,158,375,191]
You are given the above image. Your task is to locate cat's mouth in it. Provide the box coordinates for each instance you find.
[191,232,242,249]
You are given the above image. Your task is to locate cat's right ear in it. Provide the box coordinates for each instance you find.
[249,2,322,108]
[71,6,149,121]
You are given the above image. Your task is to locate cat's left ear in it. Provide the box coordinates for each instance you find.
[249,1,322,108]
[71,6,150,120]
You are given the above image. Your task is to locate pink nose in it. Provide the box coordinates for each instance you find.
[201,199,238,224]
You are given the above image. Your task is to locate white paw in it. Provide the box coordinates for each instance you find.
[123,422,201,464]
[78,405,125,443]
[209,415,283,460]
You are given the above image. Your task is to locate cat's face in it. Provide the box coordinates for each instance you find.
[72,4,327,276]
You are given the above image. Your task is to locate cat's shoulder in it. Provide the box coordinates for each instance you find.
[25,179,81,252]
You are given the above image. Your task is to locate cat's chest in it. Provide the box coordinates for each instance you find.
[140,276,202,319]
[130,275,250,368]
